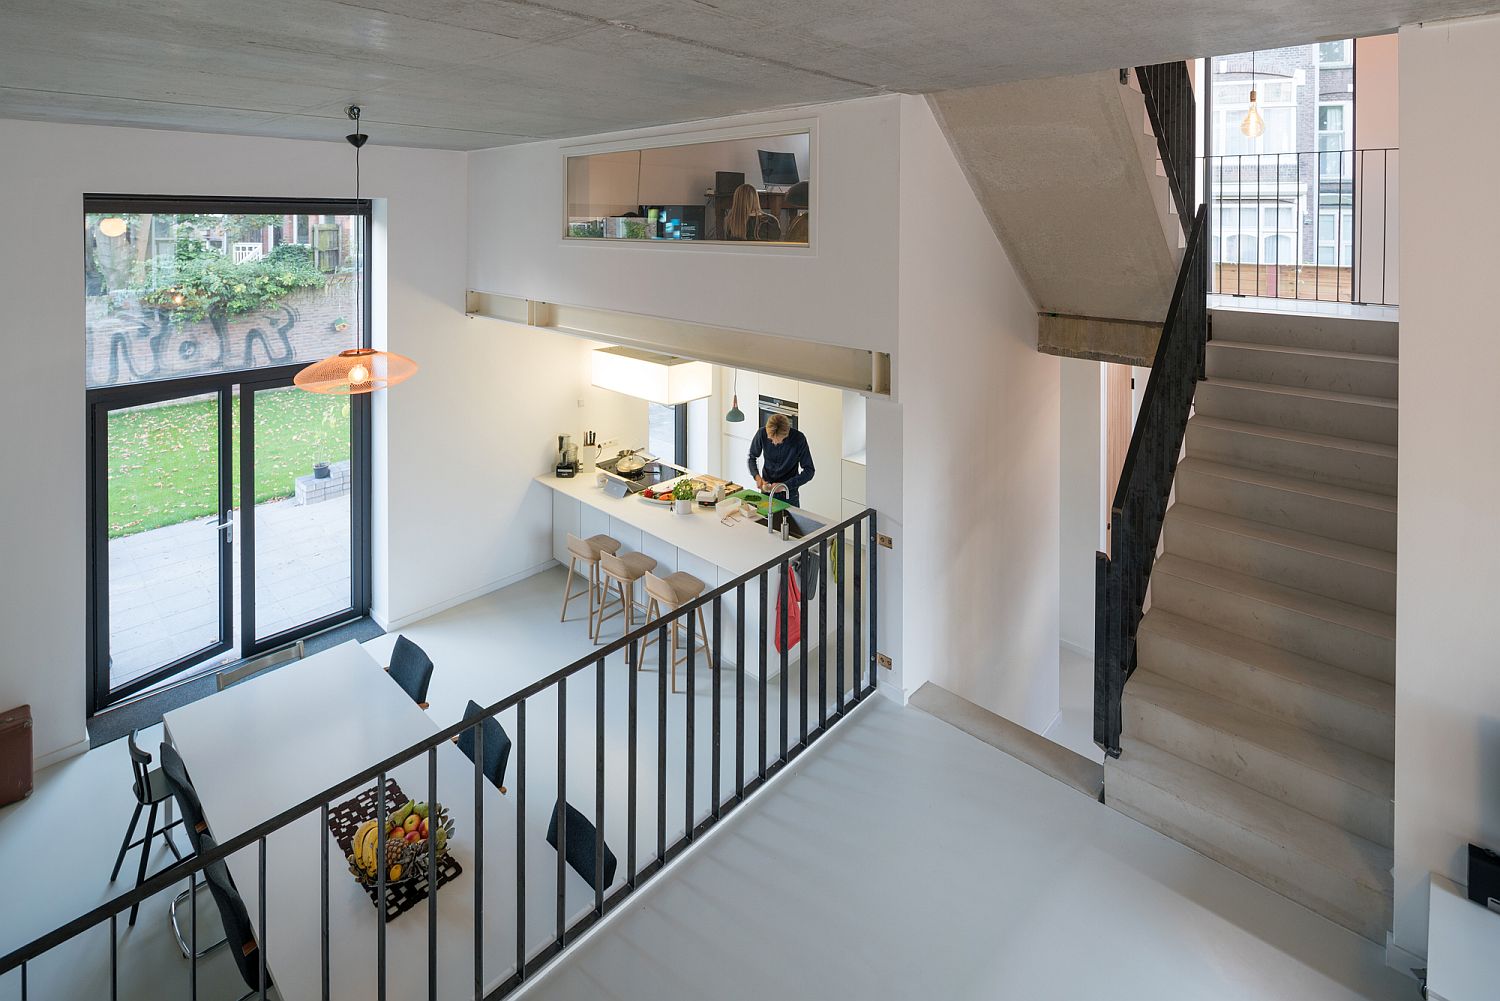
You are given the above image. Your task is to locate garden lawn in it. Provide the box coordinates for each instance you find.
[107,389,350,538]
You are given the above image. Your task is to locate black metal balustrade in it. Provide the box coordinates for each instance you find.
[1205,148,1399,306]
[1136,61,1196,224]
[0,510,880,1000]
[1094,207,1208,757]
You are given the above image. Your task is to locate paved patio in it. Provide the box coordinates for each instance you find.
[108,496,351,690]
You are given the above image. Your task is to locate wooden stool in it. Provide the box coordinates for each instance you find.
[560,533,621,636]
[640,571,714,693]
[594,550,659,643]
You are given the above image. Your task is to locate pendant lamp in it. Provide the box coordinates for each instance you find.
[725,368,746,422]
[1240,51,1265,139]
[295,105,418,395]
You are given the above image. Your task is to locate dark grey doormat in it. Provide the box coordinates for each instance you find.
[87,617,385,748]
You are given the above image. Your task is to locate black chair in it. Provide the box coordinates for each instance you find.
[199,840,272,1001]
[546,800,617,892]
[160,741,227,958]
[110,731,184,925]
[387,635,433,710]
[454,700,512,794]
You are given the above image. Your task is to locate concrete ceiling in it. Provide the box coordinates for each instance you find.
[0,0,1492,150]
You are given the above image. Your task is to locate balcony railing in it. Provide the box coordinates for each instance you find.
[1204,148,1398,306]
[1,510,880,1000]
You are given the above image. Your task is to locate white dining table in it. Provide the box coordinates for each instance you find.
[163,640,596,1001]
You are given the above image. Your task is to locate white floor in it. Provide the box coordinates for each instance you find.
[3,569,1414,1001]
[522,697,1415,1001]
[1208,293,1399,322]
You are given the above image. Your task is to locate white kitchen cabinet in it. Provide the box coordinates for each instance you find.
[552,492,581,565]
[795,380,844,519]
[759,374,799,402]
[842,498,867,522]
[722,433,749,484]
[640,532,679,577]
[580,504,612,547]
[608,518,644,555]
[841,457,867,506]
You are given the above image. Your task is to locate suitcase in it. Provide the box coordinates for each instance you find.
[0,705,33,806]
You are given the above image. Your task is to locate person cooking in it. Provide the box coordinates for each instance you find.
[747,413,815,508]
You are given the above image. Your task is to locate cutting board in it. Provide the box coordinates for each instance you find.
[730,489,792,515]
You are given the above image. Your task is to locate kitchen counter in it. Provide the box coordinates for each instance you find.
[540,472,847,676]
[537,472,835,580]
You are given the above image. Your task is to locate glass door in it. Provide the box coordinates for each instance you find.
[90,383,233,707]
[239,378,361,654]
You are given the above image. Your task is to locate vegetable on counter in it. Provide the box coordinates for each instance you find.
[672,479,700,501]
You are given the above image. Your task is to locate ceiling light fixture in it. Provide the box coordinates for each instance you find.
[725,368,745,422]
[1240,51,1265,139]
[98,217,128,238]
[591,346,712,405]
[296,105,418,395]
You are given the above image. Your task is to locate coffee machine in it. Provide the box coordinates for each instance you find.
[555,434,579,478]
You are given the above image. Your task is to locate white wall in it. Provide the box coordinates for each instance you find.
[1059,358,1105,656]
[1391,15,1500,961]
[897,95,1061,729]
[0,118,629,764]
[1355,33,1400,306]
[468,96,900,358]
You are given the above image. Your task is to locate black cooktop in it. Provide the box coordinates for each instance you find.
[597,454,679,493]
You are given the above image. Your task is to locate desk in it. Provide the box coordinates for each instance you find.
[164,641,594,1000]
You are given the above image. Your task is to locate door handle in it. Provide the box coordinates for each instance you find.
[212,518,233,543]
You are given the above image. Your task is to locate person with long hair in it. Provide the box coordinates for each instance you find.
[723,183,761,241]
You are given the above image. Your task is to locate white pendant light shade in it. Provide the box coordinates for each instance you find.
[591,346,712,405]
[98,217,129,238]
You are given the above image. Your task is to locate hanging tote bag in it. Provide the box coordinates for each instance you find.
[775,565,803,653]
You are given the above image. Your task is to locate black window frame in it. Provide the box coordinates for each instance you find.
[83,194,373,715]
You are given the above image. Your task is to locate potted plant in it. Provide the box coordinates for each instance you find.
[313,461,331,480]
[331,316,350,333]
[672,478,698,516]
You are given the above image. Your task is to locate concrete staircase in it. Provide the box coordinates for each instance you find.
[1104,307,1398,943]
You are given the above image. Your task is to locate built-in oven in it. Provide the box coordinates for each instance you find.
[758,395,798,433]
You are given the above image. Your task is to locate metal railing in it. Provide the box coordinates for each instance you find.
[1,509,880,999]
[1136,61,1196,224]
[1204,148,1399,306]
[1095,207,1208,757]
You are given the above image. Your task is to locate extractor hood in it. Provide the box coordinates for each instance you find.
[591,346,712,405]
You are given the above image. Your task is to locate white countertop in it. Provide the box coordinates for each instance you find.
[539,473,834,577]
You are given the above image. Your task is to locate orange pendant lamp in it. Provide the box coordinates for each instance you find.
[296,106,418,396]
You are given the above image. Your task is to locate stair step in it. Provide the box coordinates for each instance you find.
[1138,609,1393,760]
[1206,340,1398,399]
[1194,378,1397,445]
[1163,504,1396,613]
[1174,457,1396,553]
[1105,739,1393,943]
[1208,309,1399,358]
[1123,671,1393,846]
[1149,552,1395,683]
[1185,414,1396,497]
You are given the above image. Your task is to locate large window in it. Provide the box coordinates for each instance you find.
[648,402,688,467]
[565,130,811,246]
[85,197,371,712]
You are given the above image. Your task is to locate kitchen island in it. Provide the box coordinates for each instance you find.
[540,472,846,677]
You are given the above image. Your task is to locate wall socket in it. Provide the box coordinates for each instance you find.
[876,533,893,550]
[876,652,893,670]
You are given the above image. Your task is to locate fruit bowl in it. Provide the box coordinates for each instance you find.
[346,800,456,886]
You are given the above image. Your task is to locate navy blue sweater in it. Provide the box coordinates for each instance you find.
[747,428,815,500]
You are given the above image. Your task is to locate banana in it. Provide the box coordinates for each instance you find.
[361,823,380,873]
[352,820,377,872]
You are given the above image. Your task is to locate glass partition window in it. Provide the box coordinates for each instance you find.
[85,210,361,389]
[566,132,811,245]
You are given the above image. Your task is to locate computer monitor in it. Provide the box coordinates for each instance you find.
[758,150,799,188]
[663,205,706,240]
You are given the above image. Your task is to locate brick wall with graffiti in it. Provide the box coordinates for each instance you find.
[84,274,359,388]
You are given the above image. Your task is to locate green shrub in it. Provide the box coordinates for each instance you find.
[141,242,328,321]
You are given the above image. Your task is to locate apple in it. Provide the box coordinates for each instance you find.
[404,830,420,844]
[419,818,429,837]
[404,814,420,833]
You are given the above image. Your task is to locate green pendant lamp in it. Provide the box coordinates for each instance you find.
[725,368,746,423]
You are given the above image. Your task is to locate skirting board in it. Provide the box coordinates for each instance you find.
[1384,933,1426,981]
[35,736,90,772]
[1060,639,1093,660]
[380,560,558,632]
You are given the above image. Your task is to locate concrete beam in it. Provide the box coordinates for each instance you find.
[1037,313,1162,367]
